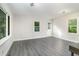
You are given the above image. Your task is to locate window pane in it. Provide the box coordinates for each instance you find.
[34,21,40,32]
[48,23,51,29]
[68,19,77,33]
[0,9,6,39]
[8,16,10,35]
[34,26,40,32]
[34,22,39,26]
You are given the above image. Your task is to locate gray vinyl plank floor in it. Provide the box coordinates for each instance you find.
[7,37,71,56]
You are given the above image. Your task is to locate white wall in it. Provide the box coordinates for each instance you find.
[0,4,13,56]
[13,16,53,41]
[52,12,79,42]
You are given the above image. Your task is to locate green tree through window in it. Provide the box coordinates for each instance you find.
[68,19,77,33]
[0,9,6,39]
[34,21,40,32]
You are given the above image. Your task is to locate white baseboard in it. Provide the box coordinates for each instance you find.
[52,35,79,43]
[14,35,52,42]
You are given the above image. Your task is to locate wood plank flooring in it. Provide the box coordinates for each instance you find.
[7,37,71,56]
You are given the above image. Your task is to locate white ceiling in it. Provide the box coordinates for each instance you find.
[6,3,79,19]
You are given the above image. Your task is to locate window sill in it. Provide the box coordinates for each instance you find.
[0,35,11,46]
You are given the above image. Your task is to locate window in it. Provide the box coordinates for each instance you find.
[48,23,51,29]
[0,9,6,39]
[0,9,10,40]
[8,16,10,35]
[68,19,77,33]
[34,21,40,32]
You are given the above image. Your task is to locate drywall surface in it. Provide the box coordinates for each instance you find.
[52,12,79,43]
[13,16,53,41]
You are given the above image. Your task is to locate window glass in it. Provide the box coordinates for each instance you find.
[8,16,10,35]
[0,9,6,39]
[34,21,40,32]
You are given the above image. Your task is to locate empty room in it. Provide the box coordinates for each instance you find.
[0,3,79,56]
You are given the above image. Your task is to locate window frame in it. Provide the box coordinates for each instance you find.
[0,7,11,46]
